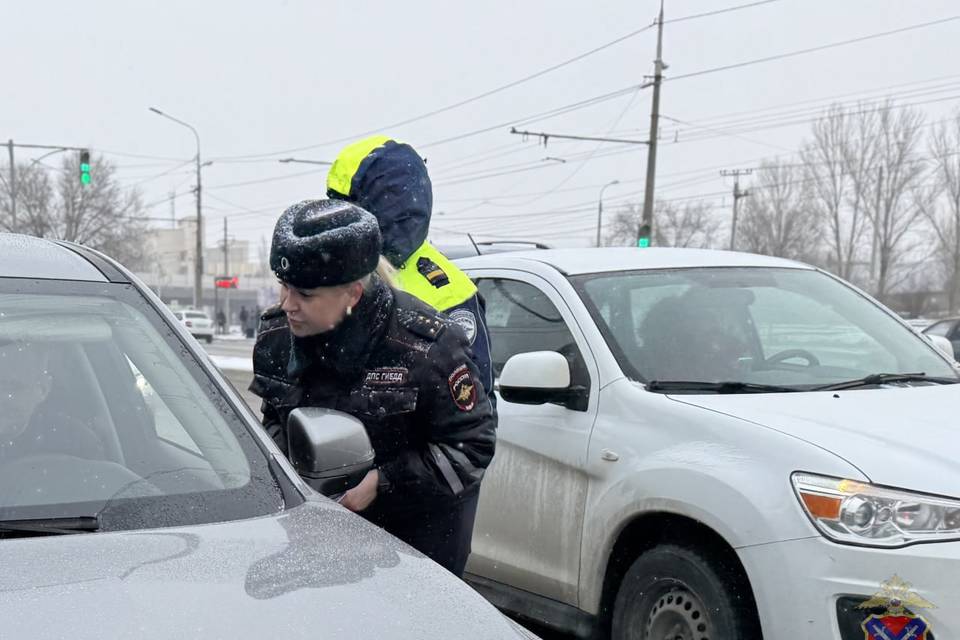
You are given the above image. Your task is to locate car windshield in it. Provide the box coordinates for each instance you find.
[573,267,959,390]
[0,279,284,532]
[185,312,208,320]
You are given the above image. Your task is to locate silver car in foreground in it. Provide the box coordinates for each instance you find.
[0,233,537,640]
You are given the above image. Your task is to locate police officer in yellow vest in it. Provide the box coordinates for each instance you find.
[327,136,494,400]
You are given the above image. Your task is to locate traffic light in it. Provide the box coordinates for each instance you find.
[79,150,91,185]
[637,223,651,248]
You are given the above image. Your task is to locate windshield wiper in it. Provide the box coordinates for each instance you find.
[646,380,800,394]
[812,372,960,391]
[0,516,100,537]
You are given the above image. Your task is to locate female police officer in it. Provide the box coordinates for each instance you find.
[249,198,496,577]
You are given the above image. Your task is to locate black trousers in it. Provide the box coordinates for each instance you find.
[378,492,480,577]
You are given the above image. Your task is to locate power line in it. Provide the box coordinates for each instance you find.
[669,16,960,83]
[419,84,643,149]
[664,0,783,24]
[430,74,960,191]
[211,26,657,161]
[205,167,322,191]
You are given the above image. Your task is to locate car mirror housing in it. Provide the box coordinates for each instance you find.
[286,408,375,496]
[499,351,587,410]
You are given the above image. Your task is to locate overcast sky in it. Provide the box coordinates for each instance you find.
[4,0,958,257]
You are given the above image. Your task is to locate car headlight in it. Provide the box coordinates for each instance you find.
[792,473,960,547]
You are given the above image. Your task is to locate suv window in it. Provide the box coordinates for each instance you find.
[477,278,589,389]
[925,320,954,338]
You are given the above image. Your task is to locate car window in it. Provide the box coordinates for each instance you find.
[574,267,957,387]
[185,312,208,320]
[0,280,285,531]
[925,320,953,338]
[477,278,588,388]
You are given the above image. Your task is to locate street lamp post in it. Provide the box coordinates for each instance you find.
[597,180,620,247]
[149,107,204,309]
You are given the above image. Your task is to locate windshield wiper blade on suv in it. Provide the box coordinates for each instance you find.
[645,380,800,394]
[0,516,100,536]
[812,372,960,391]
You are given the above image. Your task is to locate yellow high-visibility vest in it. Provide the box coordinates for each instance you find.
[395,242,476,312]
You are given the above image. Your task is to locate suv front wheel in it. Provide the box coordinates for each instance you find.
[611,544,760,640]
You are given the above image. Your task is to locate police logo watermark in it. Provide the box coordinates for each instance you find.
[859,575,935,640]
[449,309,478,345]
[448,364,477,412]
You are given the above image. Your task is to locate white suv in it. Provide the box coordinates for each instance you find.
[172,309,215,343]
[459,247,960,640]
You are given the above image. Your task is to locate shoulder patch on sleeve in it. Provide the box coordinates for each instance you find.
[448,364,477,412]
[448,309,477,345]
[416,256,451,289]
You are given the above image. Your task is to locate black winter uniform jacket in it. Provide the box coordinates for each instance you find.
[249,282,496,519]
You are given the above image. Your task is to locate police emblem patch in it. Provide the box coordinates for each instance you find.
[416,256,450,288]
[449,309,478,345]
[859,576,935,640]
[448,364,477,412]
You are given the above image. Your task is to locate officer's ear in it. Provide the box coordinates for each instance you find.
[345,280,365,308]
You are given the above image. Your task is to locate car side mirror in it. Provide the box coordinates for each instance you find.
[926,334,956,361]
[286,408,375,496]
[499,351,588,411]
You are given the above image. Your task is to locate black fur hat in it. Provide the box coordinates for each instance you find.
[270,199,382,288]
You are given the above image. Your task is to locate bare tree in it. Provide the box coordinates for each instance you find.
[919,108,960,312]
[736,160,819,260]
[0,152,149,268]
[853,102,928,302]
[802,104,871,280]
[605,200,719,248]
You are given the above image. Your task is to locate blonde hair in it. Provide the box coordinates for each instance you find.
[353,256,397,291]
[375,256,398,287]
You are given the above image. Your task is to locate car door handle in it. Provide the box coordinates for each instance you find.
[600,449,620,462]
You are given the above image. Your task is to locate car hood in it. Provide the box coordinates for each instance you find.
[670,384,960,498]
[0,501,530,639]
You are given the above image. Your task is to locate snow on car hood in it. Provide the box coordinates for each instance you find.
[0,501,529,640]
[669,383,960,498]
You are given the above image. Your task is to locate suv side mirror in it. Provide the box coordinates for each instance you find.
[286,408,375,496]
[499,351,588,411]
[926,333,956,361]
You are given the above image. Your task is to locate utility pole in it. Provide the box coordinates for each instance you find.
[721,169,752,251]
[223,217,230,333]
[870,165,884,282]
[640,0,666,246]
[7,140,15,232]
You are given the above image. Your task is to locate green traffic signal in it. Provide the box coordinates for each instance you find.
[637,223,651,248]
[79,150,91,185]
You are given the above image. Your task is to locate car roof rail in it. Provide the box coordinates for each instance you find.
[474,241,553,250]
